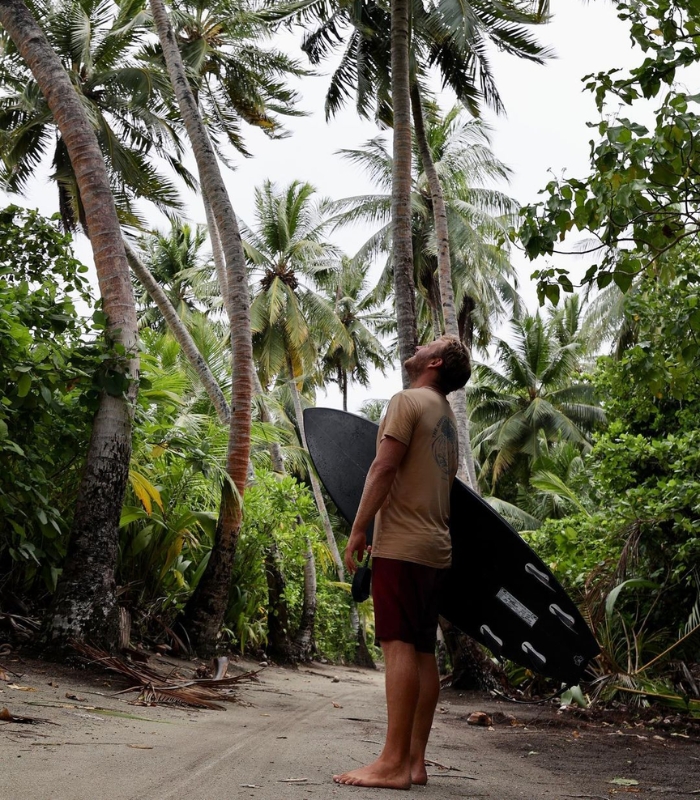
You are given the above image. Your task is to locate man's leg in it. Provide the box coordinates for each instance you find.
[333,639,418,789]
[409,652,440,785]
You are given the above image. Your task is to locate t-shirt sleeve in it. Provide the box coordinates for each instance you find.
[380,392,420,446]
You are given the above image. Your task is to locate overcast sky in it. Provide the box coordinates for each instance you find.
[2,0,649,412]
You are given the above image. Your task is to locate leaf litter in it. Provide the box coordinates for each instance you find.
[72,641,261,710]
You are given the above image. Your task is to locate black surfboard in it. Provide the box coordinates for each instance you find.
[304,406,600,686]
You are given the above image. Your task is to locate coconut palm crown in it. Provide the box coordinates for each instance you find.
[468,306,606,488]
[0,0,194,230]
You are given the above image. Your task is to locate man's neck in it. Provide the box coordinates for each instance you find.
[409,374,445,396]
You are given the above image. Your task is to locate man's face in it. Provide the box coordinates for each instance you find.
[404,339,445,381]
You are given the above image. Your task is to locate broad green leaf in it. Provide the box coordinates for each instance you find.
[17,372,32,397]
[605,579,659,618]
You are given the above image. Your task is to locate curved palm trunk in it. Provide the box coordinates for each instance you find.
[410,81,479,493]
[0,0,139,649]
[124,240,230,425]
[202,191,231,318]
[287,365,345,581]
[150,0,253,652]
[253,371,285,473]
[391,0,417,387]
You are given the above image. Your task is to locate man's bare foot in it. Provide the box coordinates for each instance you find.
[333,759,411,790]
[410,759,428,786]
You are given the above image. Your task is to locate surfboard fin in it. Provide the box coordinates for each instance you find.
[525,563,556,591]
[521,642,547,671]
[479,625,503,657]
[549,604,577,632]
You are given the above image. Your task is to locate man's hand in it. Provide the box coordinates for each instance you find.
[345,527,368,574]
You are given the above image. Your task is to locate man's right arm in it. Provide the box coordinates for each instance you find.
[344,435,408,574]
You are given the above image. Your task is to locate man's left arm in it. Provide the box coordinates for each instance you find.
[344,435,408,573]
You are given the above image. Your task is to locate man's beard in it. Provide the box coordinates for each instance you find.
[403,353,423,382]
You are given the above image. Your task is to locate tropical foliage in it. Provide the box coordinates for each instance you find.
[0,0,192,229]
[0,0,698,719]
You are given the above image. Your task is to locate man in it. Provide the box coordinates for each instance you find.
[333,335,471,790]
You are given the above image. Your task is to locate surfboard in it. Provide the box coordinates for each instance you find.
[303,406,600,686]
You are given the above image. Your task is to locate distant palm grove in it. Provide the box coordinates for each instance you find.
[0,0,698,711]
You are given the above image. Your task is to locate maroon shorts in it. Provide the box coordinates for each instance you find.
[372,557,448,653]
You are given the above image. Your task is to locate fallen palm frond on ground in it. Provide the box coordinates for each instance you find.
[0,611,40,640]
[72,641,261,710]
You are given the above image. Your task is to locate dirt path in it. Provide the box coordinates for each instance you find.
[1,656,698,799]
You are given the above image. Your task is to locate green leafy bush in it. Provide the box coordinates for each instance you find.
[0,207,99,596]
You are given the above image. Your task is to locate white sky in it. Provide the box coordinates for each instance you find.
[2,0,652,412]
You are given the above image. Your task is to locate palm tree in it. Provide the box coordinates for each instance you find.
[0,0,139,648]
[467,306,606,490]
[333,110,521,485]
[335,113,519,346]
[132,221,221,329]
[319,257,392,411]
[149,0,308,158]
[123,238,231,425]
[150,0,254,653]
[0,0,192,231]
[245,180,351,577]
[293,0,550,385]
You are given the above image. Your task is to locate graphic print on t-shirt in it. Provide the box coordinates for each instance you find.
[431,415,458,478]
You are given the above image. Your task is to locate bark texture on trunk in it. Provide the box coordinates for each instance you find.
[350,604,376,669]
[149,0,253,652]
[0,0,139,649]
[390,0,417,388]
[291,536,317,662]
[410,82,479,493]
[265,541,293,662]
[124,240,230,425]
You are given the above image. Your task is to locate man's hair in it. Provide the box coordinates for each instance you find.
[435,335,471,394]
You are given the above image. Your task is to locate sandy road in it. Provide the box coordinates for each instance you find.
[2,658,696,799]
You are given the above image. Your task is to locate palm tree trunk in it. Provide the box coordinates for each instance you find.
[287,363,345,581]
[291,536,317,662]
[265,540,293,662]
[0,0,139,650]
[391,0,417,388]
[410,81,479,493]
[124,240,230,425]
[202,191,231,318]
[150,0,253,652]
[252,370,285,473]
[350,603,376,668]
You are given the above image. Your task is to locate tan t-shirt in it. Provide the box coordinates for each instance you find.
[371,387,458,568]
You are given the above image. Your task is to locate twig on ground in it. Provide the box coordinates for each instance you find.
[424,758,461,772]
[562,795,609,799]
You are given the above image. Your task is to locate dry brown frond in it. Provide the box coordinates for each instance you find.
[71,641,261,710]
